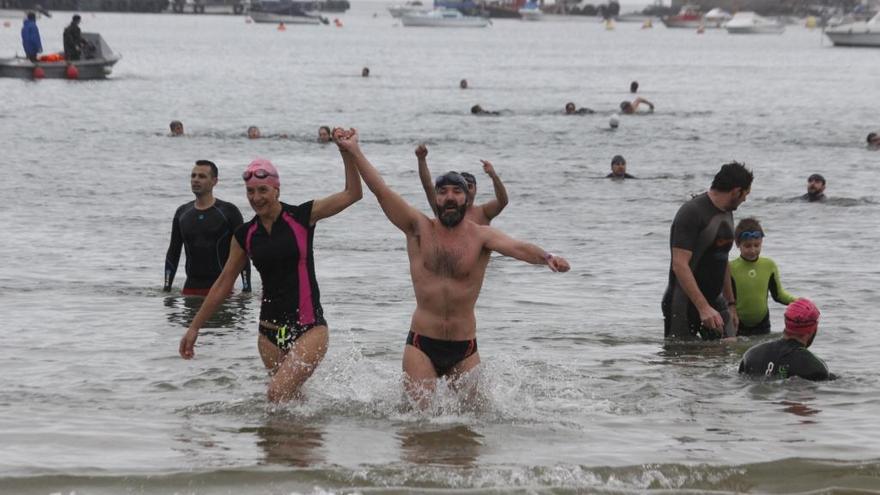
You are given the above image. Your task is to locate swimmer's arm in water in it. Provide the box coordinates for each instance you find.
[179,238,248,359]
[768,262,797,305]
[480,160,508,220]
[671,247,723,332]
[309,136,364,225]
[633,97,654,113]
[481,226,570,272]
[164,210,184,291]
[723,263,738,333]
[416,144,438,216]
[337,128,424,235]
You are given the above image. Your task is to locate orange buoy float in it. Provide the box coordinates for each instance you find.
[33,66,45,79]
[66,64,79,79]
[277,22,286,31]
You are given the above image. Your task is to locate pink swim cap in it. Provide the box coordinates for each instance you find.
[242,158,280,189]
[784,298,820,336]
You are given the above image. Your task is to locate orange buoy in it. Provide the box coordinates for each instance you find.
[33,66,45,79]
[66,64,79,79]
[277,22,286,31]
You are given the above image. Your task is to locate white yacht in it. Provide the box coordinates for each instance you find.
[401,8,489,27]
[518,1,543,21]
[725,12,785,34]
[388,1,429,18]
[825,13,880,47]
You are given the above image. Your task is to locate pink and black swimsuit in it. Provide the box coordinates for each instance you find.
[234,201,326,349]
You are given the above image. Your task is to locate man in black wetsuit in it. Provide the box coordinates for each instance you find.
[606,155,635,179]
[801,174,826,203]
[662,162,753,340]
[739,298,832,381]
[165,160,251,296]
[63,15,88,61]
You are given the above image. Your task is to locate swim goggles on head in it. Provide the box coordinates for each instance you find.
[242,169,278,181]
[738,230,764,240]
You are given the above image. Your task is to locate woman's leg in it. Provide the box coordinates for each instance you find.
[258,326,329,403]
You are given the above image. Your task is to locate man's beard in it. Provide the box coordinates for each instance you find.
[438,202,467,227]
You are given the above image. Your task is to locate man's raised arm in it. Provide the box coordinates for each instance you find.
[416,145,439,216]
[479,160,508,220]
[335,128,423,235]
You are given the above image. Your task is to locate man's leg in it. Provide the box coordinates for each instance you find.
[403,345,438,410]
[258,326,329,403]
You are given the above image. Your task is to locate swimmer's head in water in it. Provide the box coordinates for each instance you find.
[734,217,764,261]
[784,298,820,345]
[170,120,184,136]
[247,126,261,139]
[362,67,370,77]
[619,101,633,114]
[610,155,627,177]
[630,81,639,93]
[807,173,826,196]
[434,171,469,227]
[868,132,879,147]
[460,79,468,89]
[243,158,280,190]
[565,102,576,114]
[471,105,483,115]
[318,126,332,143]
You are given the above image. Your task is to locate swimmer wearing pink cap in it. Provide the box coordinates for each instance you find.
[739,298,833,381]
[179,134,364,403]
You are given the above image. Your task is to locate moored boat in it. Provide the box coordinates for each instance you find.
[401,7,489,27]
[725,12,785,34]
[0,32,120,80]
[825,12,880,47]
[249,0,326,24]
[388,0,429,18]
[518,1,542,21]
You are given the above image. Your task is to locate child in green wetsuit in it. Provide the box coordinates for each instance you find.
[730,218,799,336]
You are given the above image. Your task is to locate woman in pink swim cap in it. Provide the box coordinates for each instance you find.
[179,129,363,403]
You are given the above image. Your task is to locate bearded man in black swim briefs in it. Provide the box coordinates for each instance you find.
[335,129,571,408]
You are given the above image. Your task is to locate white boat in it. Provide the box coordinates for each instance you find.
[0,32,120,80]
[249,0,327,24]
[725,12,785,34]
[388,0,429,18]
[249,10,324,23]
[825,13,880,47]
[518,1,543,21]
[703,7,731,27]
[401,8,489,27]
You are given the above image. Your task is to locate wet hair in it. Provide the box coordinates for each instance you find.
[319,125,331,135]
[808,173,826,184]
[460,172,476,187]
[619,101,632,112]
[565,102,576,113]
[630,81,639,93]
[710,162,753,192]
[361,67,370,77]
[459,79,468,89]
[867,132,877,144]
[734,217,763,241]
[72,14,81,22]
[195,159,218,178]
[170,120,183,131]
[611,155,626,167]
[471,104,482,114]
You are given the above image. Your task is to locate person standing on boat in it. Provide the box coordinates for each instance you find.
[21,12,42,63]
[63,15,88,61]
[415,144,508,225]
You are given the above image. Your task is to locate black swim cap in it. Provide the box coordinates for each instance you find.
[611,155,626,166]
[808,173,825,184]
[435,171,469,195]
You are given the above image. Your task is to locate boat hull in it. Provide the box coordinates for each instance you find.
[825,32,880,47]
[726,25,784,34]
[0,57,120,80]
[519,9,542,21]
[401,14,489,27]
[249,11,323,23]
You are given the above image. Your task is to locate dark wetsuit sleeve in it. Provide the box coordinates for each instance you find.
[791,350,831,381]
[164,208,184,291]
[226,204,251,292]
[670,202,700,252]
